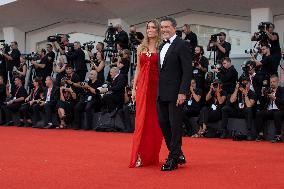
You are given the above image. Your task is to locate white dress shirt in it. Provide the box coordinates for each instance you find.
[160,34,177,67]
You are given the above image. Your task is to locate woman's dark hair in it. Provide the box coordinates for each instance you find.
[33,77,43,89]
[196,45,204,55]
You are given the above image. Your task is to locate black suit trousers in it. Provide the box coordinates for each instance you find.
[157,100,183,160]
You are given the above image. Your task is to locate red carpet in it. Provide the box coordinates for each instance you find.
[0,126,284,189]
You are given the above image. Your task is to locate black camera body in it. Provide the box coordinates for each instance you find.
[104,24,116,47]
[258,22,271,31]
[239,82,246,89]
[47,34,62,43]
[210,33,222,42]
[66,43,75,52]
[0,40,10,54]
[83,41,95,52]
[25,52,40,61]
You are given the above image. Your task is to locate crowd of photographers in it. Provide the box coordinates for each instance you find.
[0,22,284,142]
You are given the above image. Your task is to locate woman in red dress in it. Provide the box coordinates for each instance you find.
[129,20,163,168]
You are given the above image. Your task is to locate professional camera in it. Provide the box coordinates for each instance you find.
[212,81,219,89]
[0,40,10,54]
[66,43,75,52]
[254,22,272,43]
[210,63,222,70]
[258,22,271,32]
[239,82,246,89]
[83,41,95,51]
[210,33,222,43]
[47,34,63,43]
[25,52,40,61]
[104,23,116,47]
[244,48,258,54]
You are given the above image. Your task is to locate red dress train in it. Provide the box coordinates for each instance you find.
[129,52,163,168]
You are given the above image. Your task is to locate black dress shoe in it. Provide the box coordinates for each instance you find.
[220,130,227,139]
[246,134,253,141]
[161,158,178,171]
[255,135,264,142]
[25,122,33,127]
[271,136,282,143]
[5,121,14,126]
[43,124,55,129]
[17,121,25,127]
[177,154,186,165]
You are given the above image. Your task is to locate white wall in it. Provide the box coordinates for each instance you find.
[275,16,284,48]
[0,31,3,40]
[136,13,250,33]
[25,22,107,52]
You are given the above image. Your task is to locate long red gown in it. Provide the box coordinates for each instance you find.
[129,52,163,168]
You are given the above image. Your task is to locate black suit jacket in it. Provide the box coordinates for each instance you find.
[274,87,284,111]
[158,37,192,102]
[108,74,127,101]
[43,86,60,106]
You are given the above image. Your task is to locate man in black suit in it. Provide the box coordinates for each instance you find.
[32,76,59,128]
[255,75,284,142]
[158,17,192,171]
[99,67,127,112]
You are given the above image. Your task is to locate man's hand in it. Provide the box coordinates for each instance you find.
[268,94,276,101]
[176,94,186,106]
[99,88,108,94]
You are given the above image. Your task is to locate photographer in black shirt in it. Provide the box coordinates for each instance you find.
[183,79,203,136]
[207,32,231,63]
[129,25,144,47]
[3,41,21,82]
[239,60,264,110]
[192,45,208,89]
[73,70,102,130]
[46,44,55,77]
[183,24,198,55]
[251,45,279,79]
[115,24,129,50]
[252,23,281,60]
[31,48,48,84]
[65,42,87,82]
[212,57,238,95]
[220,77,257,140]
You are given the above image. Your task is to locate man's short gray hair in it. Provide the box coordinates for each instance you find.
[160,17,177,28]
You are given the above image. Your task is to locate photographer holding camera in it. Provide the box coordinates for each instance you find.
[207,32,231,63]
[117,49,131,80]
[1,77,28,126]
[65,41,87,82]
[53,56,68,86]
[183,24,198,56]
[239,60,264,110]
[12,56,27,83]
[73,70,102,130]
[46,44,55,77]
[129,25,144,47]
[212,57,238,95]
[251,45,279,79]
[115,24,129,50]
[3,41,21,82]
[255,75,284,142]
[197,79,227,137]
[31,49,48,84]
[57,79,77,129]
[252,23,281,59]
[221,77,257,140]
[192,45,208,89]
[51,34,69,56]
[90,51,105,83]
